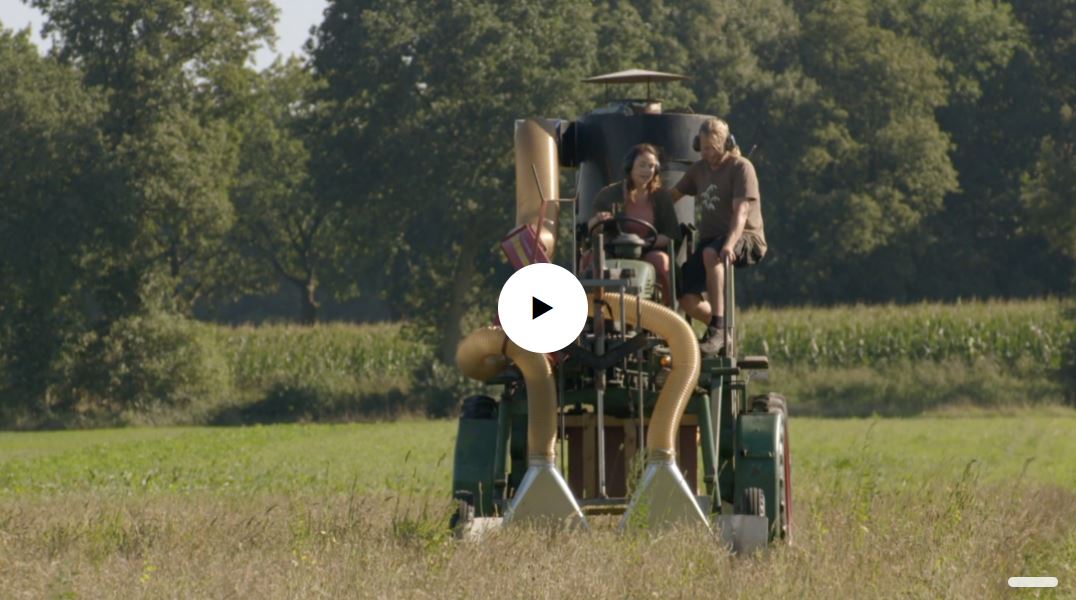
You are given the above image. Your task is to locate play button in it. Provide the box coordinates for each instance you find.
[532,297,553,319]
[498,263,587,353]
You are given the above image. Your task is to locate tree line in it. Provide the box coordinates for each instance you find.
[0,0,1073,411]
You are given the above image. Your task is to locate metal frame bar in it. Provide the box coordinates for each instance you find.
[723,254,734,357]
[559,195,575,476]
[668,239,678,311]
[636,294,644,457]
[593,232,608,498]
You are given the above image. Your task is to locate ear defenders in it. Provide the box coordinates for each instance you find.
[692,131,737,153]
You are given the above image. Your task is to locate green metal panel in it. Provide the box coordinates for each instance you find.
[509,400,528,499]
[492,392,512,509]
[452,416,500,517]
[734,412,782,540]
[604,259,656,300]
[699,356,737,509]
[694,392,717,509]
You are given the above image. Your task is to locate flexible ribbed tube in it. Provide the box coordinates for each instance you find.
[456,327,557,462]
[588,294,701,461]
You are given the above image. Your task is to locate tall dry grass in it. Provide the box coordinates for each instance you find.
[2,419,1073,597]
[1,478,1072,598]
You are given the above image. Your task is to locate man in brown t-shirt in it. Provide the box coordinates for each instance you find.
[667,118,767,355]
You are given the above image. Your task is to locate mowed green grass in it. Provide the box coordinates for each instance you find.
[1,416,1074,598]
[0,421,454,496]
[2,416,1074,495]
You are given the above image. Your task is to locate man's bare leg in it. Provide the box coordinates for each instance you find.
[702,247,725,320]
[680,293,711,323]
[697,247,728,353]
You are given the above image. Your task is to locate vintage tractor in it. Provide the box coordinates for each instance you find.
[452,70,791,551]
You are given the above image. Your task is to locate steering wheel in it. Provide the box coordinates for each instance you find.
[588,215,659,253]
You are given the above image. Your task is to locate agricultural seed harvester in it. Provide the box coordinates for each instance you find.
[452,70,792,551]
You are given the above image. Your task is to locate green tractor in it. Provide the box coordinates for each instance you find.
[452,70,792,551]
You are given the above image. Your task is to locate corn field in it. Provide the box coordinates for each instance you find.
[740,299,1069,369]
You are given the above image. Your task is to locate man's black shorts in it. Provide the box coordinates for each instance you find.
[678,235,765,297]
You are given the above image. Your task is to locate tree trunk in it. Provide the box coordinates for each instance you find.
[298,276,319,325]
[439,239,479,364]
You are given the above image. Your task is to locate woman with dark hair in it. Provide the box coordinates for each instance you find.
[585,143,681,306]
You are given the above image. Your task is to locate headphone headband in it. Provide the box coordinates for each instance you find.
[692,121,736,153]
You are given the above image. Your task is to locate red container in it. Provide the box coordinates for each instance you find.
[500,223,549,270]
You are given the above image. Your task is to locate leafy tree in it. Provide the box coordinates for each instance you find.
[886,0,1070,299]
[116,107,239,305]
[589,1,694,108]
[313,0,598,360]
[29,0,276,316]
[231,59,341,324]
[0,27,106,408]
[1022,129,1076,262]
[1014,0,1076,267]
[871,0,1024,106]
[735,1,957,302]
[29,0,276,138]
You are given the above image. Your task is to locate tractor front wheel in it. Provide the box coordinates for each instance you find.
[449,490,475,533]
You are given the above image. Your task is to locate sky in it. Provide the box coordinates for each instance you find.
[0,0,329,68]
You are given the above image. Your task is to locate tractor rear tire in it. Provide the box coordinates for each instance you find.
[749,392,793,544]
[751,392,787,418]
[738,487,766,517]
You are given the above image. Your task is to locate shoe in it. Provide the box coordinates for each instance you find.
[699,327,725,356]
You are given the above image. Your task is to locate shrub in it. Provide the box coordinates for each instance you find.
[61,312,231,413]
[409,359,485,418]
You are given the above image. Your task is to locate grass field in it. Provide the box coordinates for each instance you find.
[1,415,1074,598]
